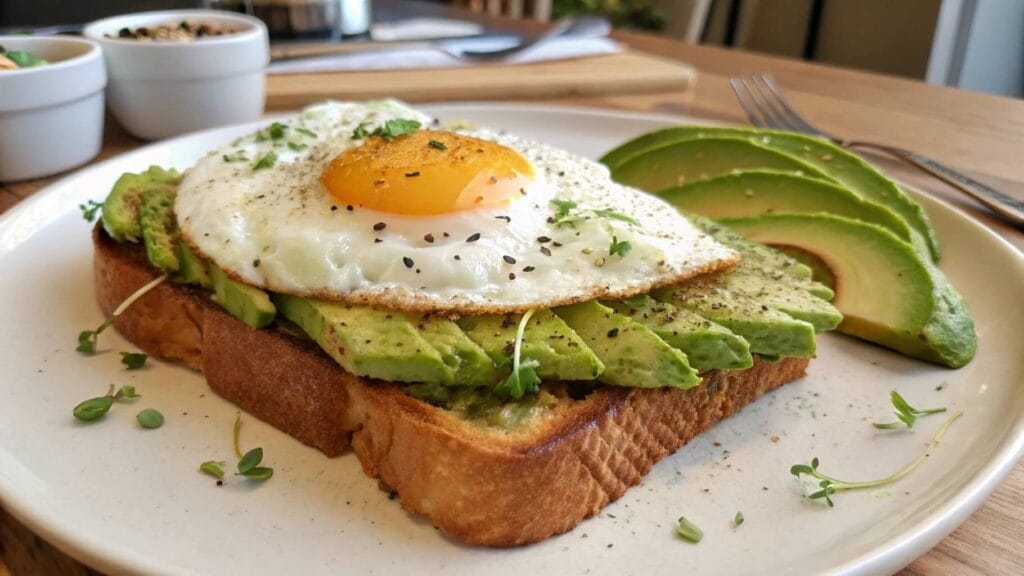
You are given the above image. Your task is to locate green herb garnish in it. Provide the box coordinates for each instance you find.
[72,384,139,422]
[609,236,632,258]
[287,141,307,152]
[494,310,541,400]
[120,352,148,370]
[352,118,422,141]
[200,460,225,480]
[873,390,946,429]
[79,200,103,223]
[295,127,317,138]
[230,413,273,482]
[136,408,164,429]
[791,411,963,507]
[76,275,168,355]
[222,151,249,163]
[675,516,703,543]
[428,140,448,150]
[734,511,744,527]
[252,152,277,171]
[268,122,287,140]
[591,209,639,226]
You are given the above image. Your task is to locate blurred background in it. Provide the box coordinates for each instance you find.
[2,0,1020,97]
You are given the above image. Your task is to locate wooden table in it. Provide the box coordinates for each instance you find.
[3,15,1024,576]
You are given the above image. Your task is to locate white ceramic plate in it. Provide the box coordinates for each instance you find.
[1,104,1022,576]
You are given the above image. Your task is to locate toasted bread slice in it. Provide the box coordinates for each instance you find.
[94,226,810,546]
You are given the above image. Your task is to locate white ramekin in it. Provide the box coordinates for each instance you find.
[83,10,269,141]
[0,36,106,182]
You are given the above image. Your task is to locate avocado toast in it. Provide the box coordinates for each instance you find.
[86,102,847,546]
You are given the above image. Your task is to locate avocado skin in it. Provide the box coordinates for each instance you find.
[409,314,500,386]
[209,266,277,330]
[102,166,180,243]
[554,300,700,389]
[600,126,940,261]
[273,294,455,384]
[722,213,975,368]
[458,310,604,381]
[605,295,752,371]
[608,137,831,194]
[662,170,913,244]
[139,187,180,273]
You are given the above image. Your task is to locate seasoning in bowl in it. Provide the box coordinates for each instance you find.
[0,45,48,70]
[109,20,240,41]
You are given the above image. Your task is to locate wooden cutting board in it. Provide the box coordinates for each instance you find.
[265,51,695,109]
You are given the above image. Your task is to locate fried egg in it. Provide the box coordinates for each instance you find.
[175,100,738,313]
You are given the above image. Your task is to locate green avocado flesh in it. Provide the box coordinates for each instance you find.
[139,187,180,273]
[722,213,975,367]
[608,137,832,194]
[600,126,940,260]
[554,300,700,389]
[176,242,212,288]
[661,170,913,244]
[604,295,752,371]
[209,266,277,330]
[102,166,180,243]
[457,310,604,381]
[407,314,499,387]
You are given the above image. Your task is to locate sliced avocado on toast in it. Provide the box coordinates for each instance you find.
[721,213,975,367]
[408,314,500,387]
[554,300,700,389]
[102,166,180,243]
[210,266,277,330]
[600,126,940,260]
[138,187,180,273]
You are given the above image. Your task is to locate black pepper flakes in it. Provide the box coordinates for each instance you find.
[509,272,516,280]
[253,258,261,268]
[403,257,414,269]
[374,238,383,244]
[373,222,387,232]
[330,205,338,211]
[466,232,481,243]
[405,171,420,177]
[607,328,620,338]
[523,266,535,272]
[494,215,511,222]
[346,204,354,211]
[537,236,551,243]
[502,255,516,264]
[454,255,461,261]
[540,246,552,256]
[423,233,435,243]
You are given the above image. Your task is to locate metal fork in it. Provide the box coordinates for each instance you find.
[730,74,1024,228]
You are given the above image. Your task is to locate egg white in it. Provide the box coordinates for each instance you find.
[175,100,738,313]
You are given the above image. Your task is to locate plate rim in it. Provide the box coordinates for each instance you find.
[1,101,1022,576]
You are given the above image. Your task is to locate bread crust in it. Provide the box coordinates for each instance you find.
[94,226,809,546]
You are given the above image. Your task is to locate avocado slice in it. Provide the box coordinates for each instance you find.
[139,187,180,273]
[600,126,940,260]
[175,241,212,288]
[710,263,843,332]
[458,310,604,381]
[408,314,499,387]
[687,213,833,300]
[607,137,832,199]
[662,170,913,244]
[209,266,277,330]
[273,294,455,384]
[604,294,752,371]
[653,280,818,359]
[721,213,975,368]
[102,166,180,243]
[554,300,700,389]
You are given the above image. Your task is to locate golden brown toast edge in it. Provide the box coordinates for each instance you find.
[93,226,810,546]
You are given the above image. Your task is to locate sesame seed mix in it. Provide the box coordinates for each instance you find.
[346,205,354,211]
[494,215,511,222]
[502,255,516,264]
[373,222,386,231]
[423,233,435,243]
[489,176,498,184]
[537,236,551,243]
[466,232,481,243]
[330,205,338,211]
[405,171,420,177]
[607,328,619,338]
[443,232,450,238]
[403,257,414,269]
[374,238,383,244]
[509,273,516,280]
[454,255,461,260]
[523,266,536,272]
[540,246,552,256]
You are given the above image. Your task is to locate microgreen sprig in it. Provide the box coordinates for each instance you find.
[120,352,148,370]
[206,413,274,483]
[494,310,540,400]
[733,511,744,528]
[791,411,963,507]
[79,200,103,223]
[548,200,639,230]
[873,390,946,429]
[352,118,422,141]
[77,275,169,354]
[609,236,632,258]
[72,384,140,422]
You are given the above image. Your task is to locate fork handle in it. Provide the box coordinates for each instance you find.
[844,141,1024,228]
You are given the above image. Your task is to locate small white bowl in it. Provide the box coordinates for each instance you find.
[83,10,269,141]
[0,36,106,182]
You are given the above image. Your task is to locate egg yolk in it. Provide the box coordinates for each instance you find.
[321,130,535,215]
